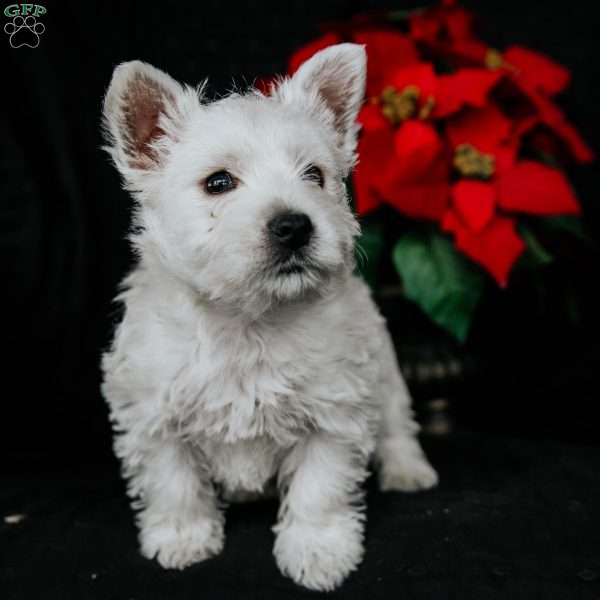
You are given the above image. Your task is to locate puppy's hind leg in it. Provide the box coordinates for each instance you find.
[374,330,438,492]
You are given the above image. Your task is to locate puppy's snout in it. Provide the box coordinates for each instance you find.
[268,212,313,251]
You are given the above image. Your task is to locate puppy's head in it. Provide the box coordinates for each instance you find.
[103,44,366,316]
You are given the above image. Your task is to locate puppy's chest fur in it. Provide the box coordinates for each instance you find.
[170,297,381,447]
[169,304,379,493]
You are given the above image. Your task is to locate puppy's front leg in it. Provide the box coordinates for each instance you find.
[127,438,224,570]
[273,433,368,591]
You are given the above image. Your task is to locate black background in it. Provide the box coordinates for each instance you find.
[3,0,599,461]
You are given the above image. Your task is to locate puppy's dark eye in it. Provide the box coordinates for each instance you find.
[204,170,236,195]
[302,164,324,188]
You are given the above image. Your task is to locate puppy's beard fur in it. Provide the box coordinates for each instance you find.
[237,238,356,316]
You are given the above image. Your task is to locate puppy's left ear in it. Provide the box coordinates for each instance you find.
[277,43,366,169]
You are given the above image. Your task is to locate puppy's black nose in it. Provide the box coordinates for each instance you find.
[268,212,313,250]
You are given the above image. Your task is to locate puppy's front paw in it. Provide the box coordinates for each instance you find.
[379,452,439,492]
[273,511,364,591]
[140,516,224,570]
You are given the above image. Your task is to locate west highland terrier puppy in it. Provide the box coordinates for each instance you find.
[101,43,438,591]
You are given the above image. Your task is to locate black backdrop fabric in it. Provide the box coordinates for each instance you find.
[3,432,600,600]
[2,2,600,598]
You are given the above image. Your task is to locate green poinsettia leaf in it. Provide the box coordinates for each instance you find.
[392,231,484,342]
[355,223,385,288]
[534,150,560,168]
[538,215,594,245]
[564,285,582,326]
[387,8,419,20]
[518,224,554,267]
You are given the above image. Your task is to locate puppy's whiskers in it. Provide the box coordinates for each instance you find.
[354,242,368,268]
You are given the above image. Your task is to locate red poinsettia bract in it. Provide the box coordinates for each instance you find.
[288,2,592,287]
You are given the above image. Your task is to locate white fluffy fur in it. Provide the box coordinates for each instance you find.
[101,44,437,591]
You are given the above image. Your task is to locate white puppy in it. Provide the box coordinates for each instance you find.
[101,44,438,591]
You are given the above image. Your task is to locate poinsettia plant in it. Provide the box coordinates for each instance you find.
[284,0,594,341]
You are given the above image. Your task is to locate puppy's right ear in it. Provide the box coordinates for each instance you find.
[274,44,366,173]
[103,61,197,179]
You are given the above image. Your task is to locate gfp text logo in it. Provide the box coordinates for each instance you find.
[4,4,46,48]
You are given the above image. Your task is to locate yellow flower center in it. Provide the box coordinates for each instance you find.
[376,85,436,125]
[454,144,495,179]
[485,48,504,70]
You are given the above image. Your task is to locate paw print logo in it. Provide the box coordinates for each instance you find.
[4,15,45,48]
